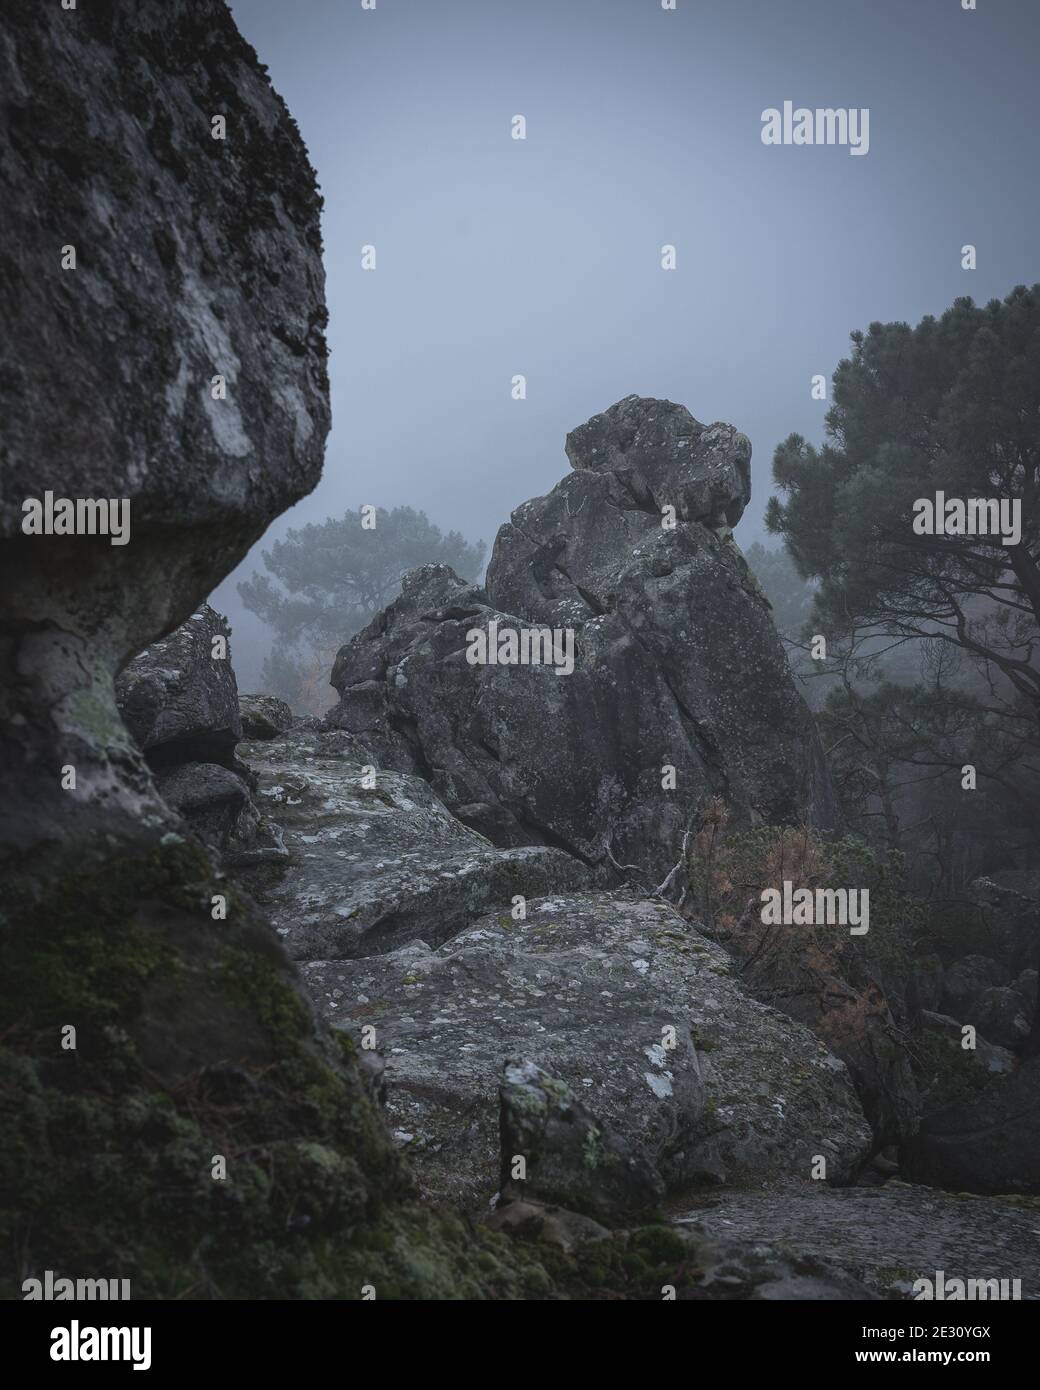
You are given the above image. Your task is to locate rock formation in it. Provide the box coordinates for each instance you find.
[236,725,591,957]
[328,396,837,883]
[4,0,1035,1305]
[304,887,871,1209]
[115,604,268,855]
[0,0,501,1303]
[0,0,329,895]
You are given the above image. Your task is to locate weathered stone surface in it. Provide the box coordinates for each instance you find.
[303,889,871,1211]
[0,0,329,892]
[563,395,752,528]
[116,606,241,769]
[235,728,591,960]
[153,761,252,852]
[240,693,295,740]
[498,1059,665,1224]
[674,1183,1040,1297]
[327,397,837,883]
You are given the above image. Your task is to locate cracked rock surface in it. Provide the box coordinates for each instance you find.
[303,888,871,1211]
[236,728,591,960]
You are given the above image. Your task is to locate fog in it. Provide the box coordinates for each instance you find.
[215,0,1040,691]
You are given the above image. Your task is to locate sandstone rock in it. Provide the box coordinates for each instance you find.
[235,728,592,959]
[327,398,837,883]
[113,606,288,858]
[0,0,329,893]
[498,1059,665,1224]
[303,889,872,1211]
[240,693,295,740]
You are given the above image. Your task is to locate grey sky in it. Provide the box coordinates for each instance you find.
[215,0,1040,688]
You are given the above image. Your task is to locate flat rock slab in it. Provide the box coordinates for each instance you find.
[305,889,871,1211]
[238,729,590,959]
[674,1184,1040,1298]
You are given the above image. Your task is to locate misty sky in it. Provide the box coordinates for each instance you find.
[215,0,1040,688]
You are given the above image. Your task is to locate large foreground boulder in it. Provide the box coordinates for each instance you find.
[303,889,872,1210]
[0,0,329,894]
[327,397,837,883]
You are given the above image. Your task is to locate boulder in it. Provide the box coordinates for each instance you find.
[327,397,837,883]
[498,1059,665,1224]
[235,728,592,959]
[240,693,295,740]
[0,0,329,894]
[113,606,287,857]
[153,761,253,852]
[116,606,241,769]
[303,889,872,1211]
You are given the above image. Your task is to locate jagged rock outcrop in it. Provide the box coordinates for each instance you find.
[303,889,872,1210]
[0,0,329,895]
[0,0,430,1302]
[235,727,591,957]
[327,396,837,882]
